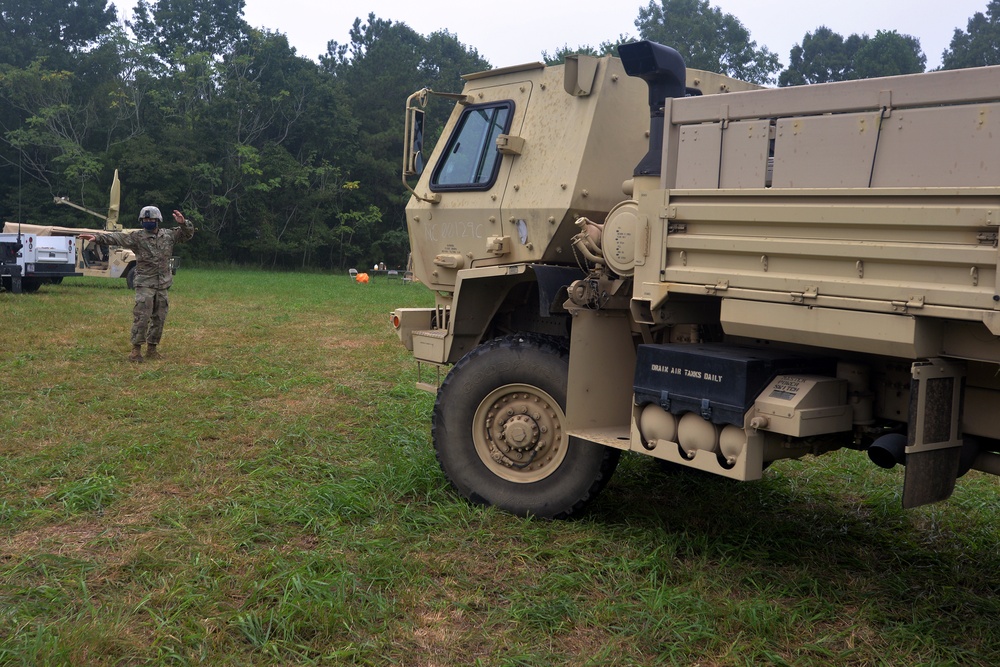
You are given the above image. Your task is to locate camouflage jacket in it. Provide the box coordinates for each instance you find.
[92,219,194,289]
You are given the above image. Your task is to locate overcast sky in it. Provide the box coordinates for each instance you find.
[232,0,991,71]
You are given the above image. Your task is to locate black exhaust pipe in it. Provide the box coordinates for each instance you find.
[868,432,982,473]
[868,433,907,469]
[618,41,687,178]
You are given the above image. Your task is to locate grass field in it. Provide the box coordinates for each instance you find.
[1,268,999,666]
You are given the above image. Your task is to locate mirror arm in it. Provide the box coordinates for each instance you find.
[402,87,474,203]
[402,89,441,203]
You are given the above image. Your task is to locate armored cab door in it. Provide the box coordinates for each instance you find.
[416,79,532,290]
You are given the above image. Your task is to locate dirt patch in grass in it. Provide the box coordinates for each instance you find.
[4,521,107,557]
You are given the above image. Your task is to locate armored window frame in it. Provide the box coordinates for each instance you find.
[430,101,513,191]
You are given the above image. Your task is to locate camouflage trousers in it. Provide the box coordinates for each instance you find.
[131,286,170,346]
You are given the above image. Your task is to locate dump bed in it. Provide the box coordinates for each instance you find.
[629,65,1000,360]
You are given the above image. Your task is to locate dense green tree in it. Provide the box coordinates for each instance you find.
[853,30,925,78]
[942,0,1000,69]
[0,30,141,219]
[233,144,349,269]
[419,29,490,90]
[0,0,117,68]
[321,15,425,267]
[0,0,122,220]
[634,0,780,84]
[129,0,250,64]
[177,31,348,261]
[780,28,924,85]
[779,27,863,86]
[321,15,489,268]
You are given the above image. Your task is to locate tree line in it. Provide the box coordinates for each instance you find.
[1,0,999,272]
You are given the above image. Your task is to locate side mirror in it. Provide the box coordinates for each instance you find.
[404,107,425,177]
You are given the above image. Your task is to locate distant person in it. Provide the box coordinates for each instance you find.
[79,206,194,362]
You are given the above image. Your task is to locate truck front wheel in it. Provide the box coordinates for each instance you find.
[432,335,620,519]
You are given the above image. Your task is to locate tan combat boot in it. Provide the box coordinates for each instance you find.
[128,345,144,363]
[145,344,161,360]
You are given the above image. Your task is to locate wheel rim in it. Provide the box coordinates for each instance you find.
[471,383,569,483]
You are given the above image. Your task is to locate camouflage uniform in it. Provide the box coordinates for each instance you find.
[91,219,194,347]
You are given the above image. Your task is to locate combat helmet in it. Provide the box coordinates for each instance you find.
[139,205,163,222]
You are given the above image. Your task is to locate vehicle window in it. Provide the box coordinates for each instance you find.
[431,101,513,191]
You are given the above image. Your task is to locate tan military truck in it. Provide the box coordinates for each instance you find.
[3,171,176,288]
[391,41,1000,518]
[4,221,140,287]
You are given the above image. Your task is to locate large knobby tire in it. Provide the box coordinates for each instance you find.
[124,266,136,289]
[432,335,620,519]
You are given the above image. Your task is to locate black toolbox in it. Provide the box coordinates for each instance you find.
[633,344,837,426]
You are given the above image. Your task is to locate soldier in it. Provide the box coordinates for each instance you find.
[80,206,195,362]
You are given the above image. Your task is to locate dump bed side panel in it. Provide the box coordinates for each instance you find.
[633,65,1000,356]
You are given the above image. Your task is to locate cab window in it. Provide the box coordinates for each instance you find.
[431,101,513,191]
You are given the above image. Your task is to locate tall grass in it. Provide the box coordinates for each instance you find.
[1,269,998,665]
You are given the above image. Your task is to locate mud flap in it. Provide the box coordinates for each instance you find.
[1,265,23,293]
[902,359,965,509]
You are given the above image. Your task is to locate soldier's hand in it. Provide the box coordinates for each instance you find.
[78,234,95,242]
[173,210,186,224]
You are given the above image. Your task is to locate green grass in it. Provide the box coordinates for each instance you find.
[2,268,999,665]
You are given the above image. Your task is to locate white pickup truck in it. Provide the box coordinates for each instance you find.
[0,229,80,293]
